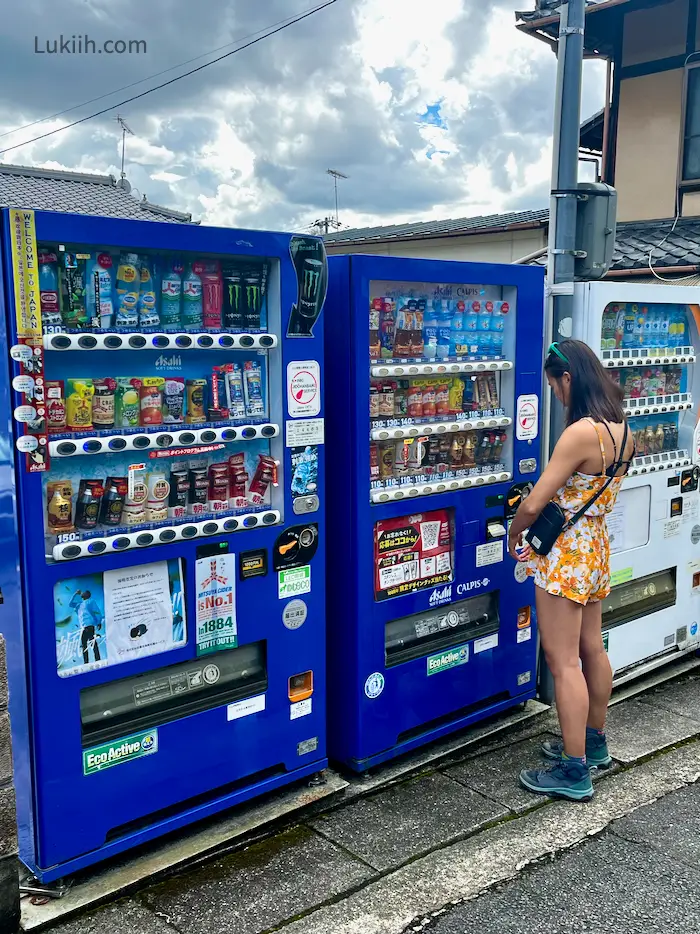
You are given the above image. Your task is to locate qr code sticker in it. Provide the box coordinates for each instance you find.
[420,520,441,551]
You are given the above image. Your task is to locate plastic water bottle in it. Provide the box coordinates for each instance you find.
[436,301,452,359]
[648,306,661,352]
[676,307,688,347]
[622,306,636,348]
[658,306,670,350]
[464,300,479,334]
[39,252,62,328]
[643,306,654,348]
[450,304,465,356]
[182,264,203,329]
[160,263,182,327]
[632,305,645,348]
[490,301,505,356]
[478,301,492,355]
[423,302,438,360]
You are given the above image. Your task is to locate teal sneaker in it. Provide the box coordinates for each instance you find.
[519,757,594,801]
[542,729,612,769]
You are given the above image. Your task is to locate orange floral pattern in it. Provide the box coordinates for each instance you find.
[527,424,625,605]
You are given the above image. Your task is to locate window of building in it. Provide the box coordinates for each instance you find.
[682,66,700,183]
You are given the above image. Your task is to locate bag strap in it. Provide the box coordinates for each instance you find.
[562,421,628,532]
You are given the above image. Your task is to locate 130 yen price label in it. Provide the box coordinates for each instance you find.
[278,566,311,599]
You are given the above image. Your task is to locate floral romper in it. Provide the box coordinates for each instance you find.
[528,419,631,606]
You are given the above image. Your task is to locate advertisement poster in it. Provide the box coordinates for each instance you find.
[54,559,185,678]
[290,445,319,500]
[195,553,237,656]
[374,508,453,601]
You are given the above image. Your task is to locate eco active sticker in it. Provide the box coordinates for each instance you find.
[195,553,237,656]
[83,729,158,775]
[427,644,469,675]
[278,566,311,599]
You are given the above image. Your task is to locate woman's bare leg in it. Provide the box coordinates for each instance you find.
[579,599,613,730]
[536,586,587,758]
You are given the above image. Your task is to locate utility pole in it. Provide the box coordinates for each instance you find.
[544,0,586,451]
[326,169,348,226]
[115,115,134,182]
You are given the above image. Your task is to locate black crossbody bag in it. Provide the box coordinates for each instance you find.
[525,423,629,557]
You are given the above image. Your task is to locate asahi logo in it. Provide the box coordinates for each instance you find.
[429,584,452,607]
[155,354,182,370]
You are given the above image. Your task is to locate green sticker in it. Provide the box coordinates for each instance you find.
[197,615,237,656]
[278,565,311,599]
[602,632,609,653]
[610,567,633,588]
[427,644,469,676]
[83,729,158,775]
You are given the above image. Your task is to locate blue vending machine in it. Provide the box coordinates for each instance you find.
[326,255,545,771]
[0,208,328,880]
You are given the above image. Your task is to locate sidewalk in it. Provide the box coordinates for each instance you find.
[38,669,700,934]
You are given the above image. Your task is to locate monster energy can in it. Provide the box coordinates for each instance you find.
[222,264,244,331]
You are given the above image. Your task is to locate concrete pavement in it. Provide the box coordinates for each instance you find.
[32,669,700,934]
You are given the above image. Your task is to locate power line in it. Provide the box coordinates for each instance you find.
[0,2,333,143]
[0,0,342,158]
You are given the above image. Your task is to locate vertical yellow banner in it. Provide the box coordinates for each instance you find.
[9,208,42,338]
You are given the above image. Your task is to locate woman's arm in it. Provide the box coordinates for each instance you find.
[508,422,593,556]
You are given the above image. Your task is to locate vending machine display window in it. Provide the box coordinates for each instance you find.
[368,280,516,502]
[374,508,454,601]
[385,591,499,667]
[30,241,285,564]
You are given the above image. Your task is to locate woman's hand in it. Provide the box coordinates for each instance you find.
[508,531,531,562]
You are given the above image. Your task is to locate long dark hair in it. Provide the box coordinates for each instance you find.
[545,339,625,425]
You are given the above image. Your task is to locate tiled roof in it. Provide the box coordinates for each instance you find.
[531,217,700,271]
[0,163,194,223]
[324,209,549,245]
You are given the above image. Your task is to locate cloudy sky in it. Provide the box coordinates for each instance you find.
[0,0,605,232]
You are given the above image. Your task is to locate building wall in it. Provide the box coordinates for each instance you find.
[622,0,688,66]
[615,68,684,221]
[325,228,547,264]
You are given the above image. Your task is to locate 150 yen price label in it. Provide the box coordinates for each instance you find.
[278,566,311,599]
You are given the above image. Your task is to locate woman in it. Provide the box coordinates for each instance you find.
[508,339,634,802]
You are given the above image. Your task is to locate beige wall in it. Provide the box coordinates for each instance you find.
[325,228,547,264]
[615,69,684,221]
[622,0,688,66]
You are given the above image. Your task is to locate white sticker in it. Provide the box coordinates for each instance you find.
[286,417,325,447]
[516,393,539,441]
[12,375,35,394]
[14,405,37,423]
[476,541,504,567]
[474,633,499,653]
[514,563,528,584]
[517,670,532,686]
[16,435,38,453]
[282,599,308,630]
[10,344,32,362]
[364,671,385,699]
[287,361,321,418]
[290,698,312,720]
[517,627,533,643]
[664,518,682,539]
[227,694,266,721]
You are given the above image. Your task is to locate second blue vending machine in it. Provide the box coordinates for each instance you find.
[0,208,328,880]
[326,255,545,771]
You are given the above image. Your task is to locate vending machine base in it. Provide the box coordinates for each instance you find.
[342,694,530,774]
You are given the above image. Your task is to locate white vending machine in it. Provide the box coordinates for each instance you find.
[568,281,700,686]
